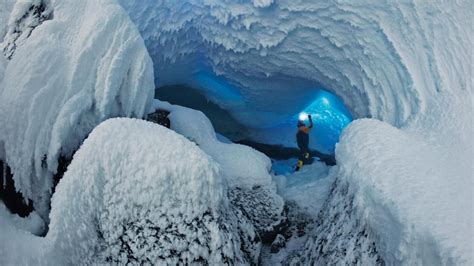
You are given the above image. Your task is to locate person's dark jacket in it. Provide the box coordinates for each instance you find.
[296,115,313,152]
[296,130,309,152]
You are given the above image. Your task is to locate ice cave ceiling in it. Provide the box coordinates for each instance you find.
[116,0,457,128]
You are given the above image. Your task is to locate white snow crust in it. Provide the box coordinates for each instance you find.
[46,118,258,264]
[1,118,260,264]
[0,53,6,85]
[0,205,44,265]
[334,90,473,265]
[0,0,15,41]
[274,161,334,218]
[0,202,44,236]
[0,0,155,217]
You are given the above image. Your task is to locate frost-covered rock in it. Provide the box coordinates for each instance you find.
[270,234,286,254]
[229,186,286,243]
[0,0,155,218]
[46,118,259,265]
[294,177,384,265]
[149,101,288,243]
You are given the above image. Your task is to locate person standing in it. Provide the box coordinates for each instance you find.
[295,114,313,171]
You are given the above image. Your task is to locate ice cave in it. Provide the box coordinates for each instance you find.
[0,0,472,265]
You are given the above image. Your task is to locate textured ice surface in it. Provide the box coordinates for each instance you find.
[118,0,469,127]
[333,92,473,265]
[1,118,261,264]
[46,118,259,265]
[0,0,155,217]
[1,0,52,59]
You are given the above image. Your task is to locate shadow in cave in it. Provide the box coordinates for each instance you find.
[0,155,72,231]
[155,85,336,165]
[236,140,336,166]
[155,85,248,141]
[0,160,34,217]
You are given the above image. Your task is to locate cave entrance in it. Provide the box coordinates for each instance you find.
[155,84,352,167]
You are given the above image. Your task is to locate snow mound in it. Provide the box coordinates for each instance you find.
[0,202,44,265]
[151,100,274,190]
[0,0,155,217]
[47,118,259,265]
[333,91,473,265]
[0,202,44,236]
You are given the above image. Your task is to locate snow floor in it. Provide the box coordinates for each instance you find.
[263,159,336,265]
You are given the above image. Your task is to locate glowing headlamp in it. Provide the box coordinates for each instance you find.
[299,112,309,121]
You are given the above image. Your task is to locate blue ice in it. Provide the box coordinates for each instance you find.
[297,90,352,154]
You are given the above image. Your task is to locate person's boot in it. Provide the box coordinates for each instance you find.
[295,160,303,172]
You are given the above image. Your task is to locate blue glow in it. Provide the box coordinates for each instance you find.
[193,71,243,104]
[191,58,243,107]
[187,62,351,155]
[296,90,352,154]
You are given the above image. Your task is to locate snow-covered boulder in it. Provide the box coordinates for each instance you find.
[0,0,155,218]
[229,185,287,243]
[149,101,287,242]
[46,118,259,265]
[332,114,472,265]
